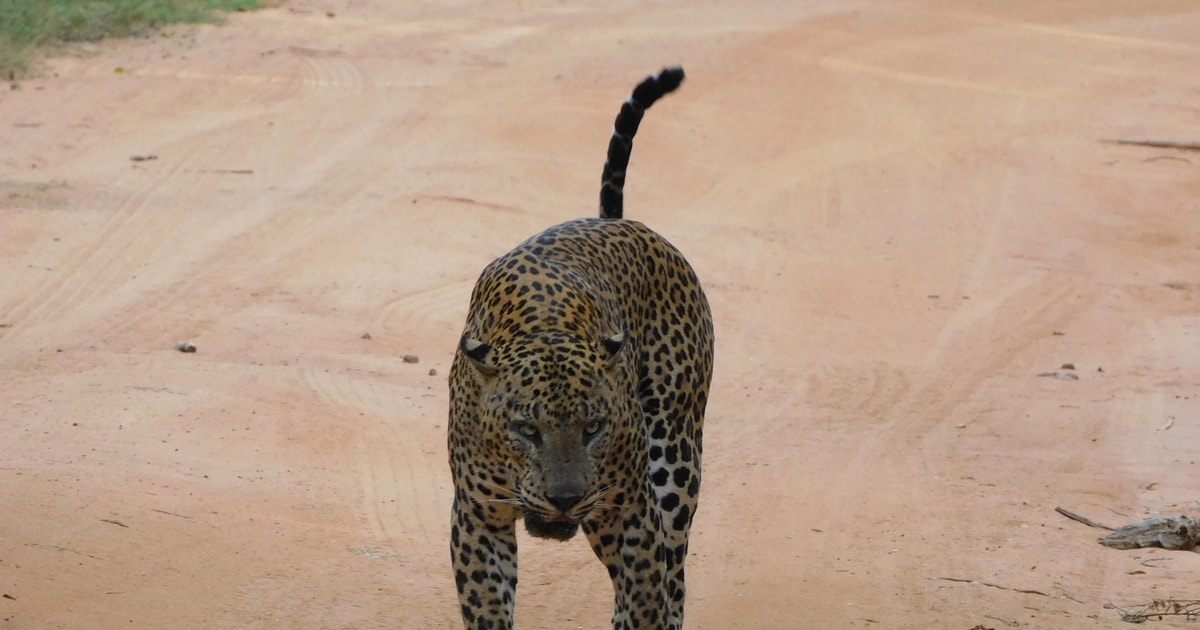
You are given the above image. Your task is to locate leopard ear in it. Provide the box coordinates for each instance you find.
[460,334,498,377]
[600,331,626,365]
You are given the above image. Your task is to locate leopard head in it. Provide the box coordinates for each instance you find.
[459,330,632,540]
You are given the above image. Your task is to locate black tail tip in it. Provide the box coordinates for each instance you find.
[657,67,685,93]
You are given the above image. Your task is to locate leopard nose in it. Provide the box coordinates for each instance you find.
[546,492,584,512]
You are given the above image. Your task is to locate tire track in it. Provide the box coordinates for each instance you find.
[820,57,1053,100]
[805,362,912,424]
[47,138,270,347]
[301,365,396,544]
[940,10,1200,53]
[0,54,326,351]
[908,275,1084,431]
[0,141,213,346]
[129,62,309,105]
[374,282,467,346]
[293,50,365,91]
[107,101,426,341]
[302,365,445,546]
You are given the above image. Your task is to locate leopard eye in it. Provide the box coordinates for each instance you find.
[583,419,605,437]
[510,421,540,442]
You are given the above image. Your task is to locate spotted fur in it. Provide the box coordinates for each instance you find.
[448,67,713,630]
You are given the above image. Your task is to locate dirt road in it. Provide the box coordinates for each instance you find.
[2,1,1198,627]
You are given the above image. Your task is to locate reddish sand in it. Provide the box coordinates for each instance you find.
[2,1,1198,628]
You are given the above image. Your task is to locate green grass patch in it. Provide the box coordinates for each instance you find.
[0,0,264,77]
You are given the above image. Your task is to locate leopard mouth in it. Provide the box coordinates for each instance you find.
[524,511,580,541]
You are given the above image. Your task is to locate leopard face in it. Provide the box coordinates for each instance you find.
[459,332,636,540]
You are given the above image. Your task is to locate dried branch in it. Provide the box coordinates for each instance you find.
[1056,506,1115,530]
[1102,139,1200,152]
[931,576,1050,598]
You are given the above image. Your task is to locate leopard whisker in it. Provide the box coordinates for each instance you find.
[522,494,560,516]
[463,477,527,509]
[569,483,621,518]
[477,477,520,498]
[591,482,616,499]
[468,494,524,508]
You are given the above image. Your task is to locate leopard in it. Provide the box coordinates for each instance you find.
[447,67,714,630]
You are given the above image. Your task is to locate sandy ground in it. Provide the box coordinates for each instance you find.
[2,0,1199,628]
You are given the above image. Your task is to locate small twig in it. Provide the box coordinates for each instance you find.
[932,576,1051,598]
[1056,506,1115,530]
[984,613,1020,627]
[1102,139,1200,152]
[100,518,128,528]
[1061,591,1087,604]
[1105,601,1137,620]
[151,508,191,519]
[1158,417,1175,431]
[1142,155,1192,164]
[26,543,106,561]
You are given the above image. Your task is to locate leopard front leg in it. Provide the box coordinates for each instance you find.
[450,494,519,630]
[583,500,676,630]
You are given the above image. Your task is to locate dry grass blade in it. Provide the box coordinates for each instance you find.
[1106,599,1200,623]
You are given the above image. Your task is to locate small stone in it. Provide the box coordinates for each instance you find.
[428,368,438,376]
[402,354,419,364]
[1061,363,1075,370]
[361,332,372,340]
[175,341,197,353]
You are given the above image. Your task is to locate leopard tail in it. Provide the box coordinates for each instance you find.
[599,67,685,219]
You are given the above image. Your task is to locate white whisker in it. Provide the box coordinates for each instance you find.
[478,478,520,498]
